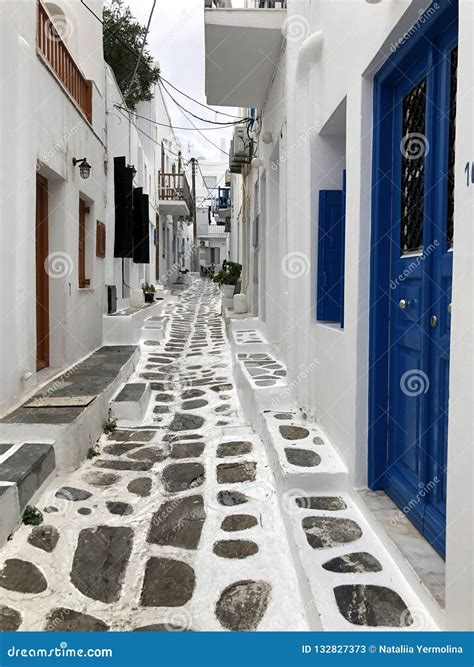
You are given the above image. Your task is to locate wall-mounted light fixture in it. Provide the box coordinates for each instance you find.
[72,157,92,179]
[251,157,263,169]
[365,0,382,4]
[127,164,137,178]
[262,132,273,144]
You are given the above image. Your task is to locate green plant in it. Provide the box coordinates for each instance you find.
[103,417,118,434]
[103,0,160,110]
[23,506,43,526]
[212,261,242,286]
[142,282,155,293]
[87,447,100,459]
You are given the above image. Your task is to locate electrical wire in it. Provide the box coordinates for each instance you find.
[113,105,242,132]
[80,0,248,122]
[115,107,190,164]
[161,82,231,157]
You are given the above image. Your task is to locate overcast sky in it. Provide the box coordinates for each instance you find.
[127,0,239,169]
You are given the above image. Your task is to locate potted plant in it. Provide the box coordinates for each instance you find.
[142,282,155,303]
[212,261,242,298]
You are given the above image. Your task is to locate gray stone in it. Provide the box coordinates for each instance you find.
[78,507,92,515]
[216,580,271,631]
[70,526,133,603]
[295,496,347,511]
[155,393,174,402]
[45,608,109,632]
[0,443,55,510]
[27,525,59,553]
[106,501,133,516]
[210,384,233,392]
[217,441,253,458]
[323,552,383,574]
[82,471,120,486]
[127,477,152,497]
[334,585,412,627]
[169,413,205,432]
[0,605,22,631]
[273,412,295,420]
[55,487,92,502]
[217,490,248,506]
[181,389,205,399]
[115,383,146,402]
[43,506,58,513]
[162,463,205,493]
[127,446,169,463]
[213,540,258,559]
[221,514,258,532]
[0,559,47,594]
[285,448,321,467]
[313,436,325,446]
[181,399,208,410]
[148,496,205,549]
[103,443,140,456]
[94,459,153,472]
[153,405,170,414]
[171,442,205,459]
[140,558,195,607]
[302,517,363,549]
[110,430,155,442]
[216,462,256,484]
[279,425,310,440]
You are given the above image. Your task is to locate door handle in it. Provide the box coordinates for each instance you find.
[399,299,411,310]
[448,302,452,313]
[430,315,438,328]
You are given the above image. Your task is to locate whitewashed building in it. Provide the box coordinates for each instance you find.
[0,0,194,415]
[205,0,473,629]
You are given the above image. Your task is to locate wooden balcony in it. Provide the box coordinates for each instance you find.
[158,173,192,217]
[37,1,92,124]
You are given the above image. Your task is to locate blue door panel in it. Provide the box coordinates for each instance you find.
[369,2,458,559]
[317,190,344,322]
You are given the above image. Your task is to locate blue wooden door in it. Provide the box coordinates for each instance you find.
[383,22,457,557]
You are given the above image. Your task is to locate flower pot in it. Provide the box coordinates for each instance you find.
[144,292,154,303]
[222,285,235,298]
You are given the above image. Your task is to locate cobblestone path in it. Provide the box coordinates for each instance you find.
[0,281,308,632]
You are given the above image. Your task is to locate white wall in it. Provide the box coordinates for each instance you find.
[0,0,106,414]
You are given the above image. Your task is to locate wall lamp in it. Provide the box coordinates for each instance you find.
[72,157,92,179]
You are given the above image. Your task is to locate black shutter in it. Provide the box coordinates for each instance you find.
[132,188,150,264]
[113,157,134,258]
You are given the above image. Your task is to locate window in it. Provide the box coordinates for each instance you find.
[317,174,346,325]
[78,199,90,288]
[96,221,106,258]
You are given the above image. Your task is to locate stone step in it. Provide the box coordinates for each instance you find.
[141,326,165,342]
[110,382,150,421]
[0,442,56,546]
[144,315,168,330]
[283,489,438,631]
[259,410,348,494]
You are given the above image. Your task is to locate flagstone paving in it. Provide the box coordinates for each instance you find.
[0,281,308,632]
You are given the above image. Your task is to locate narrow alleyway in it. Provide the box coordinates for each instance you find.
[0,281,308,632]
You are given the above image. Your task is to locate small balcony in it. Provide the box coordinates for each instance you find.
[37,1,92,124]
[158,173,192,217]
[204,0,286,107]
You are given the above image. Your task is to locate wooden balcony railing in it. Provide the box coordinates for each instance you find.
[37,1,92,124]
[159,173,192,211]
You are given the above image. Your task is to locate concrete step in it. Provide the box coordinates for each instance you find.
[0,442,56,546]
[144,315,168,330]
[259,410,348,493]
[110,382,150,421]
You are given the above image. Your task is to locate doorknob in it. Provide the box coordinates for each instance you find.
[399,299,411,310]
[430,315,438,328]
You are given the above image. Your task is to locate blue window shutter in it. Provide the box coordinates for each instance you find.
[317,188,345,322]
